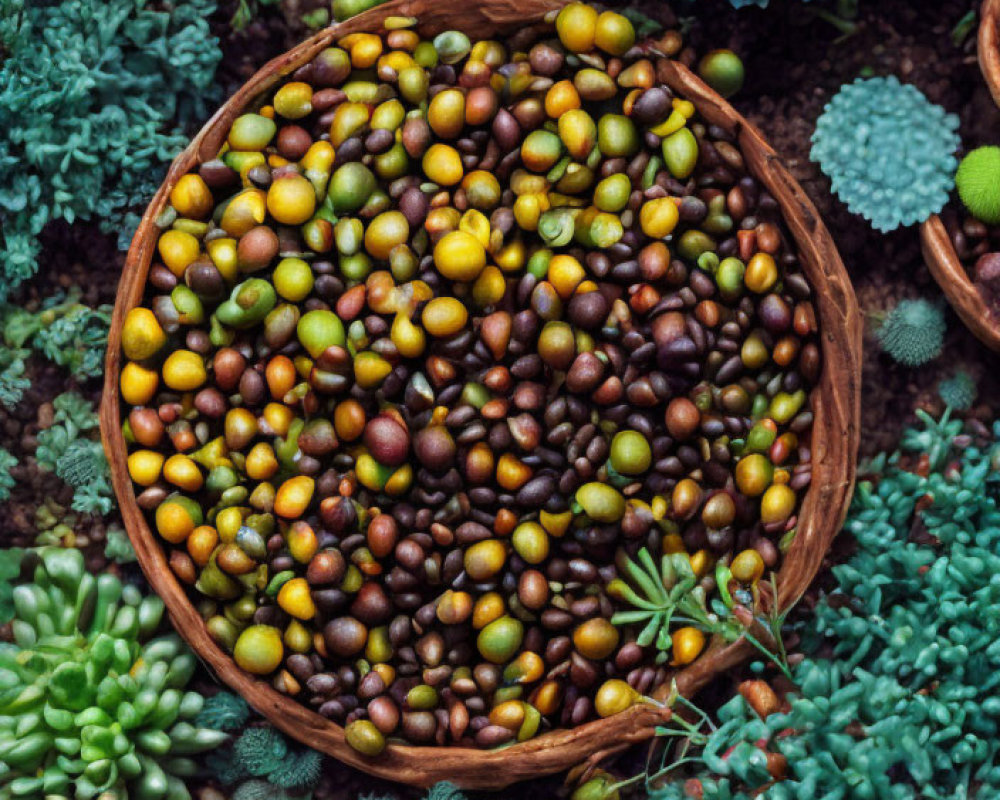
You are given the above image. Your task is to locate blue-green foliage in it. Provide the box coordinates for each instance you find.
[235,727,289,777]
[0,0,221,298]
[938,370,977,411]
[877,298,946,366]
[210,724,325,797]
[0,346,29,410]
[425,783,468,800]
[196,690,252,732]
[357,784,468,800]
[35,391,114,516]
[35,392,100,470]
[811,76,960,231]
[55,438,114,515]
[2,292,111,382]
[269,749,324,791]
[650,410,1000,799]
[0,446,17,503]
[103,525,137,564]
[33,302,112,381]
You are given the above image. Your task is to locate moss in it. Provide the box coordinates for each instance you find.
[877,298,946,366]
[955,146,1000,224]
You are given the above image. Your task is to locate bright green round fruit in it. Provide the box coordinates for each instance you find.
[956,146,1000,225]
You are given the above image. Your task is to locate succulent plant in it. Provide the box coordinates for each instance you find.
[0,547,228,799]
[104,525,138,565]
[938,369,977,411]
[233,727,288,777]
[34,391,114,517]
[358,784,468,800]
[876,298,946,366]
[0,0,221,296]
[208,724,325,797]
[194,691,251,732]
[811,76,960,232]
[0,546,25,624]
[955,146,1000,225]
[642,409,1000,799]
[0,291,112,382]
[0,445,17,502]
[268,749,324,792]
[0,345,29,411]
[424,782,468,800]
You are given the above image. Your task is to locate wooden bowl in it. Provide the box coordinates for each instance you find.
[100,0,862,787]
[979,0,1000,107]
[920,214,1000,352]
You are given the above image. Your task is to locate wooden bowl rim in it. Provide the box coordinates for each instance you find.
[99,0,862,787]
[979,0,1000,108]
[920,214,1000,353]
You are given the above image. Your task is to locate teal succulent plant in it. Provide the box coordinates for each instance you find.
[208,724,325,798]
[811,76,960,232]
[0,446,17,502]
[194,691,251,733]
[104,526,138,565]
[0,0,221,297]
[642,409,1000,799]
[35,392,113,517]
[358,784,468,800]
[0,346,29,411]
[0,547,228,799]
[876,298,946,366]
[2,292,112,382]
[938,369,977,411]
[424,782,468,800]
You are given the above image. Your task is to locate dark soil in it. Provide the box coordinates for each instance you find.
[6,0,1000,796]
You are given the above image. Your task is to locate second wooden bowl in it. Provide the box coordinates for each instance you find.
[921,214,1000,352]
[100,0,863,787]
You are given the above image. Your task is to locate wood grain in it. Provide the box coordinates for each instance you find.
[979,0,1000,108]
[920,215,1000,352]
[100,0,861,787]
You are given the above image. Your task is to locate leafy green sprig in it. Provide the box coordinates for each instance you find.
[608,548,792,678]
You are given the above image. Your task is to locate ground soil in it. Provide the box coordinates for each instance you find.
[4,0,999,796]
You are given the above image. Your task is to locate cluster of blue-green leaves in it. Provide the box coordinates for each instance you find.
[876,298,946,367]
[0,548,228,799]
[361,781,468,800]
[0,0,221,299]
[811,76,960,232]
[648,410,1000,799]
[199,697,324,800]
[2,292,112,383]
[33,392,114,517]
